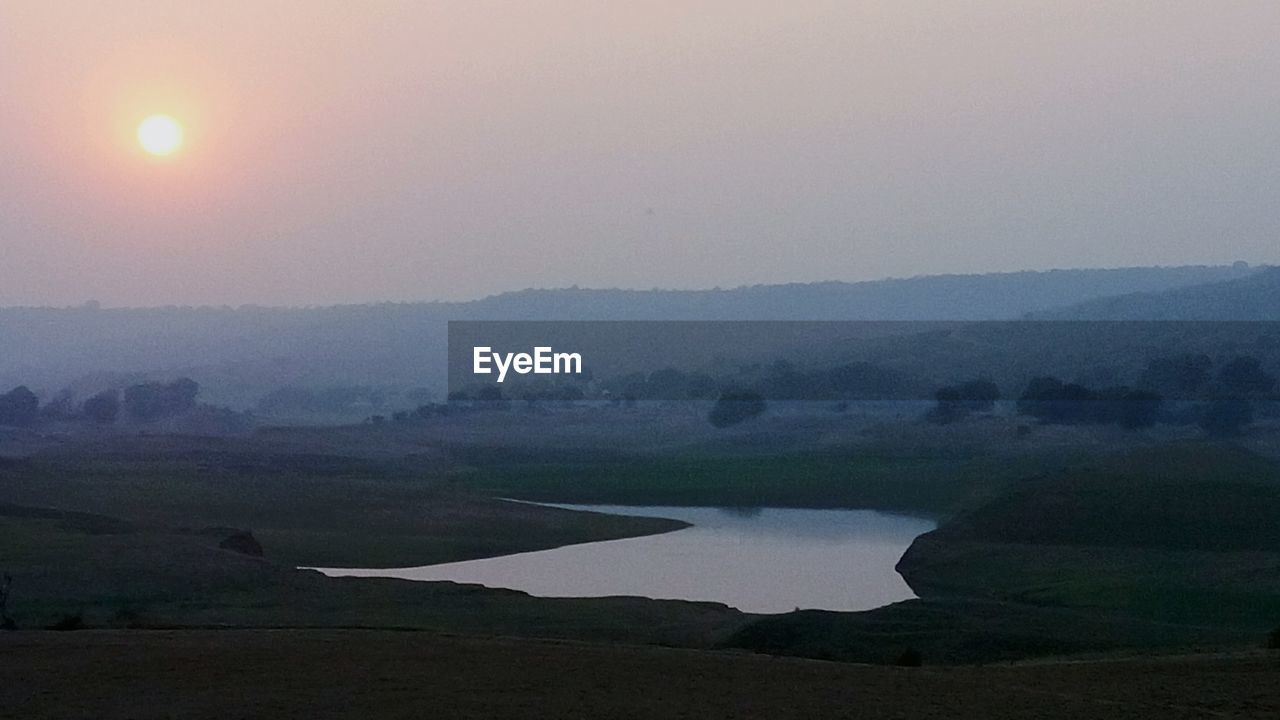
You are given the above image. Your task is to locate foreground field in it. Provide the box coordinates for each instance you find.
[898,444,1280,632]
[2,630,1277,720]
[3,421,1279,665]
[0,437,686,569]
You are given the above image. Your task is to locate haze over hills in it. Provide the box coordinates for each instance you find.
[461,265,1262,321]
[1037,265,1280,320]
[0,264,1265,407]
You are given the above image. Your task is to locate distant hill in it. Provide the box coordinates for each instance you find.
[1036,265,1280,320]
[464,265,1261,321]
[0,264,1262,407]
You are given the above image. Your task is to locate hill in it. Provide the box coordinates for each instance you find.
[1038,265,1280,320]
[459,265,1260,321]
[0,265,1259,408]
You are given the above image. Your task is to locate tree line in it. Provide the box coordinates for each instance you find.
[0,378,200,428]
[932,354,1276,437]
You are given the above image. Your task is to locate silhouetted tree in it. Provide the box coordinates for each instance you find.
[709,390,767,428]
[123,379,199,422]
[1017,376,1064,419]
[929,386,966,424]
[1018,378,1161,428]
[1114,389,1163,429]
[1200,397,1253,437]
[168,377,200,408]
[39,390,78,422]
[0,386,39,427]
[956,379,1001,412]
[82,389,120,425]
[1218,356,1276,396]
[930,379,999,423]
[1018,377,1095,424]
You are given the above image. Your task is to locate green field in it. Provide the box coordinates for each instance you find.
[2,413,1279,672]
[0,437,685,569]
[898,444,1280,630]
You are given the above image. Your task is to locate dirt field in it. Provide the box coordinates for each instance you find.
[2,630,1276,719]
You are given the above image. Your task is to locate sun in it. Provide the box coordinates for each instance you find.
[137,114,184,156]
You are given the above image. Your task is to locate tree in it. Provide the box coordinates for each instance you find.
[82,389,120,425]
[1017,377,1064,419]
[1018,378,1161,428]
[1218,356,1276,396]
[1017,377,1094,424]
[928,386,966,424]
[1200,397,1253,437]
[708,390,767,428]
[0,386,39,427]
[929,379,999,423]
[1115,389,1163,429]
[168,377,200,409]
[123,379,200,422]
[39,390,78,422]
[956,379,1000,412]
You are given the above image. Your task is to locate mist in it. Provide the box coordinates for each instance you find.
[2,1,1279,307]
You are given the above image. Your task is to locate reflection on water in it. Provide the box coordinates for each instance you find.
[315,504,935,614]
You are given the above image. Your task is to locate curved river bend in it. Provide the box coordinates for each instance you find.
[315,504,935,614]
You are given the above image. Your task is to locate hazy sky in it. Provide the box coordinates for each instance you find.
[2,1,1278,307]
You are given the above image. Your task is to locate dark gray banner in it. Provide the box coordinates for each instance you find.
[446,321,1280,406]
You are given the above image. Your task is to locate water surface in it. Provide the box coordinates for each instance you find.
[317,504,934,614]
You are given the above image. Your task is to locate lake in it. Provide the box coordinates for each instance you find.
[315,504,935,614]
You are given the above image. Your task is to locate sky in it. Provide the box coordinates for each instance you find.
[1,1,1278,307]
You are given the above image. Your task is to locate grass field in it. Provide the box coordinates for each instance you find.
[2,630,1277,719]
[0,504,746,644]
[0,437,685,568]
[898,444,1280,631]
[433,408,1195,516]
[3,416,1280,670]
